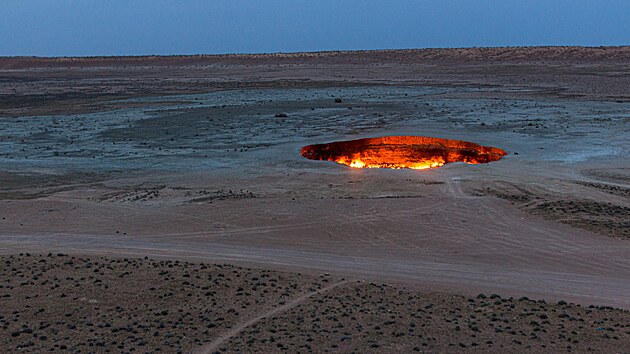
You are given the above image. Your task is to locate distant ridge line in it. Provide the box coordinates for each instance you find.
[0,46,628,70]
[2,45,628,59]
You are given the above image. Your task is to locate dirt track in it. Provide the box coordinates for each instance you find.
[2,176,629,308]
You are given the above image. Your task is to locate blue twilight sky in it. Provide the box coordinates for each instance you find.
[0,0,628,57]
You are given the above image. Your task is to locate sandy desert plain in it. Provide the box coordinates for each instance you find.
[0,47,629,353]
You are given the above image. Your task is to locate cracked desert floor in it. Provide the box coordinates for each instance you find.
[1,47,629,353]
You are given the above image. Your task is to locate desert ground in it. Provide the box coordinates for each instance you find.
[0,47,629,352]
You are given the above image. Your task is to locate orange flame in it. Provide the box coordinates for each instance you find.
[337,156,445,169]
[301,136,506,170]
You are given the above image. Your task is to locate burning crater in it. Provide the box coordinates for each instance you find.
[301,136,507,170]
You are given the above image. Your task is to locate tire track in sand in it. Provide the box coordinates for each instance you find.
[194,279,348,354]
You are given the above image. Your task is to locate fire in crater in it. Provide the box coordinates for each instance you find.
[301,136,507,170]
